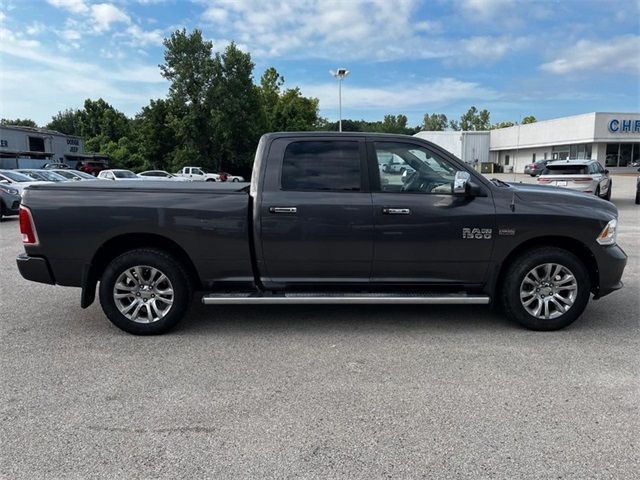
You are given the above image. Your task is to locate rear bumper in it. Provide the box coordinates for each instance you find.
[16,253,55,285]
[593,244,627,299]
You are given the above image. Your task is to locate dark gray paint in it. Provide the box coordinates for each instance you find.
[18,133,627,304]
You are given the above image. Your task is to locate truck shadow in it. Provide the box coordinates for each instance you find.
[179,302,518,335]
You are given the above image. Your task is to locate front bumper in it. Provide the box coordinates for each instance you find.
[593,244,627,299]
[16,253,55,285]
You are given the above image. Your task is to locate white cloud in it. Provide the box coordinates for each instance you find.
[90,3,130,32]
[300,78,498,111]
[541,35,640,75]
[458,35,530,62]
[125,24,164,46]
[26,21,46,35]
[200,0,450,60]
[458,0,514,21]
[46,0,88,14]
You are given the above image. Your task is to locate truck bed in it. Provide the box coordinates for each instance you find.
[21,180,254,289]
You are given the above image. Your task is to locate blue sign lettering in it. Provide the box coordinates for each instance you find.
[608,118,640,133]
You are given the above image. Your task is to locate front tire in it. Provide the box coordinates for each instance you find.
[500,247,591,331]
[99,249,192,335]
[206,178,216,182]
[604,182,612,201]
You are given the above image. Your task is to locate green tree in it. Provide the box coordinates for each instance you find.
[421,113,448,131]
[135,99,177,171]
[493,121,515,129]
[458,106,491,131]
[161,28,217,169]
[522,115,537,124]
[1,118,38,127]
[272,88,320,131]
[47,109,83,135]
[259,67,285,131]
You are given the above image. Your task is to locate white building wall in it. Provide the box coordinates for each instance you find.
[414,131,490,164]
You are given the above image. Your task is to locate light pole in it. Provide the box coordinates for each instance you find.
[330,68,349,132]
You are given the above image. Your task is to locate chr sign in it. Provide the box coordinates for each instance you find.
[608,119,640,133]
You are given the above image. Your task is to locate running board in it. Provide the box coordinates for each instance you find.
[202,293,490,305]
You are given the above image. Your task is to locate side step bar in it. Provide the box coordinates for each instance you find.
[202,293,490,305]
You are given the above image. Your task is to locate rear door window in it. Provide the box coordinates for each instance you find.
[281,141,361,191]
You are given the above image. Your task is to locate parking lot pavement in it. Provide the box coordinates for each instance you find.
[1,178,638,479]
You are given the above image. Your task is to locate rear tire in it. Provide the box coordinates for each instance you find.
[206,178,215,182]
[99,249,192,335]
[635,189,640,205]
[595,186,600,197]
[500,247,591,331]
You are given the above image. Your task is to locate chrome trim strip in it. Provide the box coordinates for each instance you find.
[202,295,490,305]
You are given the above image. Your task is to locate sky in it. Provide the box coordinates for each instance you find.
[0,0,639,127]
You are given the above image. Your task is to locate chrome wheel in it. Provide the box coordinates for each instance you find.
[113,265,174,323]
[519,263,578,320]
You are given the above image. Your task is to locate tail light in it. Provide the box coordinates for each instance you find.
[538,178,551,184]
[19,206,39,245]
[572,177,593,182]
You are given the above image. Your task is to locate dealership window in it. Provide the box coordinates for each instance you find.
[553,144,591,160]
[28,136,45,152]
[606,143,637,167]
[504,154,510,165]
[532,153,536,162]
[543,152,548,160]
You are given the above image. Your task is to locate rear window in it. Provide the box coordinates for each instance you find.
[281,141,361,191]
[543,165,588,175]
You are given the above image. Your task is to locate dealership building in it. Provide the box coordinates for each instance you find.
[0,124,107,169]
[416,112,640,173]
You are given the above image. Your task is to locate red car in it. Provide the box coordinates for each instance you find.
[76,160,108,176]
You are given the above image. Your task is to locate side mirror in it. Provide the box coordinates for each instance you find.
[453,171,471,196]
[604,169,609,174]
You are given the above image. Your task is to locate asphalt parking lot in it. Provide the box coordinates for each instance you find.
[1,175,638,479]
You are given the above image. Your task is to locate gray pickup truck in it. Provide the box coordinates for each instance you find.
[17,133,627,334]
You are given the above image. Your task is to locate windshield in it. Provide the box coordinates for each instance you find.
[543,165,588,175]
[113,170,138,178]
[0,170,34,182]
[35,170,68,181]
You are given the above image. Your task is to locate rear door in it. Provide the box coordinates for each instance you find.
[258,136,373,286]
[368,139,496,285]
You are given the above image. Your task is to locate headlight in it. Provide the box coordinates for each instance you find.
[0,185,20,195]
[596,219,617,246]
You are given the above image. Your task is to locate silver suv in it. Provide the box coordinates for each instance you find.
[537,160,612,200]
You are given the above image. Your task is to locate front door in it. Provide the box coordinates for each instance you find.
[259,137,373,286]
[369,140,496,285]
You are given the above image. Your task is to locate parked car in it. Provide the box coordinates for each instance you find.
[0,170,44,194]
[97,169,143,180]
[76,160,108,176]
[635,168,640,205]
[43,162,70,169]
[0,181,21,219]
[538,160,612,200]
[16,132,626,335]
[16,169,69,182]
[138,170,190,181]
[524,160,549,177]
[175,167,221,182]
[50,169,98,181]
[218,172,245,182]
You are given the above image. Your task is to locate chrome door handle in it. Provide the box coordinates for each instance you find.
[382,208,410,215]
[269,207,297,214]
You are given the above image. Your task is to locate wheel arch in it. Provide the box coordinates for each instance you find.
[81,233,201,308]
[492,236,599,301]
